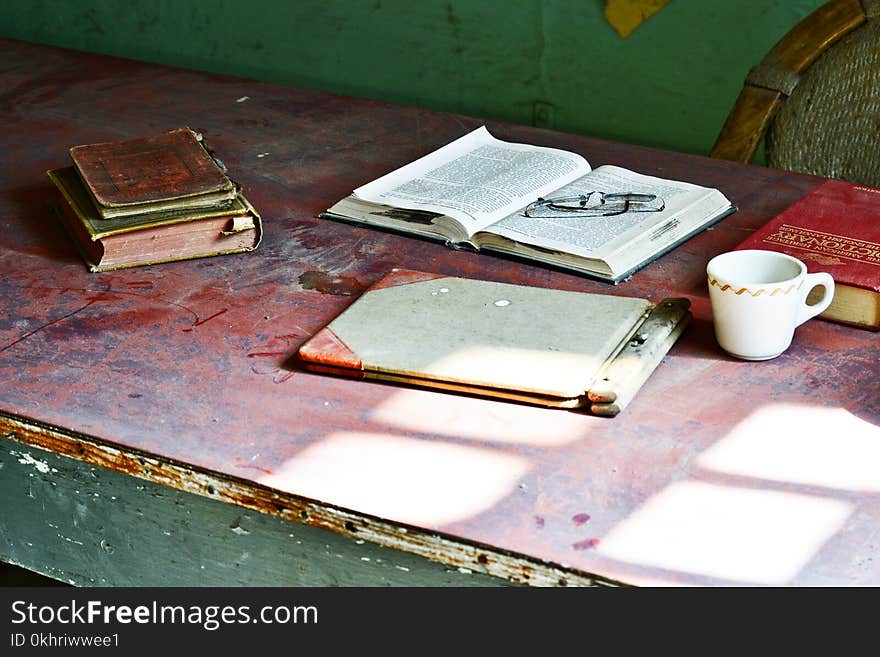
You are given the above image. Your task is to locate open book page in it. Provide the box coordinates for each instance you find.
[353,126,592,234]
[483,165,728,262]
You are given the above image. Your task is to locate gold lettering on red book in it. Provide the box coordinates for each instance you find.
[763,224,880,266]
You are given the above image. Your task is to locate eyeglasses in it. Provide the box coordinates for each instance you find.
[523,192,665,218]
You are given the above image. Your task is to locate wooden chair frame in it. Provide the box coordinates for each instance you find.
[710,0,878,162]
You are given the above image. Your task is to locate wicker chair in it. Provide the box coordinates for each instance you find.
[710,0,880,186]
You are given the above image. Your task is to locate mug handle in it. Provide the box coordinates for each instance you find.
[795,272,835,327]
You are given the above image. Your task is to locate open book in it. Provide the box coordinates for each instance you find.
[322,127,735,282]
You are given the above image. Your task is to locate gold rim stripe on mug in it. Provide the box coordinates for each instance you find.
[707,275,802,297]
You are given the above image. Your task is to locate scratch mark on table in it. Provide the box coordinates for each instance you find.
[6,284,201,323]
[182,308,228,331]
[0,299,99,352]
[233,460,273,475]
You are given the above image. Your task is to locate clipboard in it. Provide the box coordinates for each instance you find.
[297,269,690,416]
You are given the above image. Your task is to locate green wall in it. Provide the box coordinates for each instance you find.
[1,0,826,156]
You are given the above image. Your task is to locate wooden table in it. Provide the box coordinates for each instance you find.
[1,39,877,587]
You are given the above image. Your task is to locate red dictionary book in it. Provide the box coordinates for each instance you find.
[735,179,880,330]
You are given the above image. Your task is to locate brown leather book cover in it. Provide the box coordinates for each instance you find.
[69,127,235,210]
[735,179,880,330]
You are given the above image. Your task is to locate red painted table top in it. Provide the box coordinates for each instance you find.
[1,39,877,586]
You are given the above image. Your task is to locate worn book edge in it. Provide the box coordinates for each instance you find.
[49,167,258,238]
[69,127,235,209]
[48,169,262,272]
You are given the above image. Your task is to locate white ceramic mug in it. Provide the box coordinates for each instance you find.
[707,249,835,360]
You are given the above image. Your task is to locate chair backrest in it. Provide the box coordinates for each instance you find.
[710,0,880,186]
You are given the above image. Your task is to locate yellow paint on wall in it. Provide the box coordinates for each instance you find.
[605,0,670,38]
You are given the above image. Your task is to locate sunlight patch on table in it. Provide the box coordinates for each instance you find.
[387,344,606,401]
[697,404,880,491]
[370,388,595,445]
[259,432,529,526]
[597,480,852,584]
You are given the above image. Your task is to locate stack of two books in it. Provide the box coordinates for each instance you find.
[48,127,262,271]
